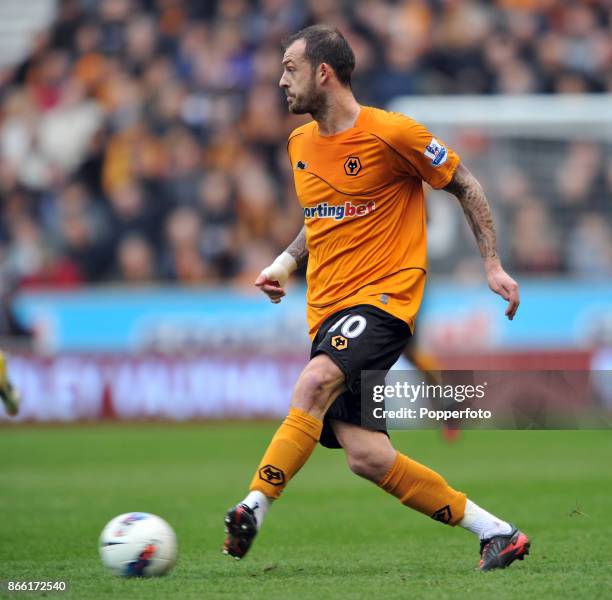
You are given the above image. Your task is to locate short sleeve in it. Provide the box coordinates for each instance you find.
[379,113,460,189]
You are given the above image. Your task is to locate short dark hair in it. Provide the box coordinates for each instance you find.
[284,25,355,87]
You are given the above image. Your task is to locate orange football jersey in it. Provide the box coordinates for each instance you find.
[287,106,460,337]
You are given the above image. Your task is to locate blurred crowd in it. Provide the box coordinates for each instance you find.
[0,0,611,305]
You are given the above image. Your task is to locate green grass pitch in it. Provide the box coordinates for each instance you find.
[1,424,611,599]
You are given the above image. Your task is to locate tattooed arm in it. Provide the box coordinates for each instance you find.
[444,163,520,320]
[285,226,308,269]
[255,226,307,304]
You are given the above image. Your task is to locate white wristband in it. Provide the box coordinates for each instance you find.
[260,252,298,286]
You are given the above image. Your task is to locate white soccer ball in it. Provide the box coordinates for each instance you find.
[99,512,178,577]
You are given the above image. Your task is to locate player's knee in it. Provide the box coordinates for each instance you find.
[292,360,343,413]
[346,449,391,482]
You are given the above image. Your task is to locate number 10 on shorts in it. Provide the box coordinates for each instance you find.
[329,314,368,338]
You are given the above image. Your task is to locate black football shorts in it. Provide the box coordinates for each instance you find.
[310,304,411,448]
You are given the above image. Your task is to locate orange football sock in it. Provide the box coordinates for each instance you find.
[410,350,441,375]
[378,452,466,525]
[249,407,323,499]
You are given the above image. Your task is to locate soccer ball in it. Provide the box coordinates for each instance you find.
[99,512,178,577]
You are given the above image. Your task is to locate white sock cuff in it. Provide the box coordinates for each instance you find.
[459,499,512,540]
[242,491,271,529]
[243,491,269,510]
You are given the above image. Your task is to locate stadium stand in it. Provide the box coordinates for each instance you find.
[0,0,610,301]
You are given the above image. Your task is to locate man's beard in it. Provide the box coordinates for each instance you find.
[288,79,326,117]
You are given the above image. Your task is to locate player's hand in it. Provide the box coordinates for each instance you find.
[254,252,297,304]
[255,273,286,304]
[485,259,520,320]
